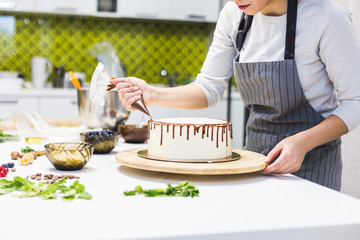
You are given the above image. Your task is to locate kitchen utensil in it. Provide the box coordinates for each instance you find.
[77,88,129,130]
[44,142,93,171]
[69,71,82,89]
[116,148,267,175]
[31,57,52,89]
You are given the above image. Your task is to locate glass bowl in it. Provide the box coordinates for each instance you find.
[118,124,148,143]
[80,130,120,154]
[44,142,93,171]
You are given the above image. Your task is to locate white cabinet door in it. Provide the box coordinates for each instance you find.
[0,97,38,117]
[38,97,79,120]
[0,0,33,11]
[119,0,170,19]
[33,0,96,15]
[169,0,220,22]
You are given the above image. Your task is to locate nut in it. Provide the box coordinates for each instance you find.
[11,151,20,160]
[11,168,16,172]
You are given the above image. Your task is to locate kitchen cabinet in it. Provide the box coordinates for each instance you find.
[118,0,170,20]
[0,0,33,11]
[32,0,96,15]
[169,0,221,23]
[38,96,78,119]
[0,96,38,114]
[0,89,79,120]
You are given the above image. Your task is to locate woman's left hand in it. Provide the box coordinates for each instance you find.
[263,134,309,174]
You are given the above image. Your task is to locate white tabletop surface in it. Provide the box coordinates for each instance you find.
[1,130,360,240]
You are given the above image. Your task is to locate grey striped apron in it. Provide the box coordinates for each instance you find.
[233,0,342,190]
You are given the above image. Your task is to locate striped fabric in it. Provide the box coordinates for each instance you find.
[233,58,342,190]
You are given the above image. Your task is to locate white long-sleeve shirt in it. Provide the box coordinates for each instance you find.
[195,0,360,131]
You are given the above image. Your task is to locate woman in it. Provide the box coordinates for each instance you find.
[111,0,360,190]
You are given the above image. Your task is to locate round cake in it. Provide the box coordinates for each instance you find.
[147,118,232,160]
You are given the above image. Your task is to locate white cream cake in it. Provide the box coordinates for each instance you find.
[147,118,233,160]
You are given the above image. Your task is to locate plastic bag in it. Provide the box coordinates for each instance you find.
[90,62,111,106]
[88,41,126,78]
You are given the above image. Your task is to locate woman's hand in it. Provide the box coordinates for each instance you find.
[263,134,309,174]
[110,77,153,111]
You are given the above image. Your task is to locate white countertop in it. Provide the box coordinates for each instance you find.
[1,130,360,240]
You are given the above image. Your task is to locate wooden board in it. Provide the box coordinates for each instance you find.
[116,148,268,175]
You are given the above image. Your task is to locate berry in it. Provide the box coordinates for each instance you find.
[7,162,14,168]
[2,163,9,168]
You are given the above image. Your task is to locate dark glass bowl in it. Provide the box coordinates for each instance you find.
[44,142,93,171]
[118,124,148,143]
[80,131,120,154]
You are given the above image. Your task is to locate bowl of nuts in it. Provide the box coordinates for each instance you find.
[80,129,119,154]
[44,142,93,171]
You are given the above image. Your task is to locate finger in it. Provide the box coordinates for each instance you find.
[119,86,138,95]
[263,154,287,173]
[115,83,133,91]
[121,90,142,108]
[110,77,133,85]
[125,94,142,111]
[265,144,282,163]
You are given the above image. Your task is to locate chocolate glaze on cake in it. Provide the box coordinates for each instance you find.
[148,118,232,148]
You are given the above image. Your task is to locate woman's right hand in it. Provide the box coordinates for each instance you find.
[110,77,153,111]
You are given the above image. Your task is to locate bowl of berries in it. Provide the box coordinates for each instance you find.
[80,129,120,154]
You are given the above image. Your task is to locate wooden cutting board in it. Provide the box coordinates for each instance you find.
[116,148,268,175]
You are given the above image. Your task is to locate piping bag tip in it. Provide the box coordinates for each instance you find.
[132,96,151,119]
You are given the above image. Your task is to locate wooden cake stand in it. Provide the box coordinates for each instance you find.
[115,148,267,175]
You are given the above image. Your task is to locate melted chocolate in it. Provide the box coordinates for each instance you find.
[149,119,233,148]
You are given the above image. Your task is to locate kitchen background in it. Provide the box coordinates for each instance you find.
[0,0,360,198]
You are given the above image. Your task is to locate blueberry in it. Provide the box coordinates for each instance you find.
[7,162,14,168]
[2,163,9,168]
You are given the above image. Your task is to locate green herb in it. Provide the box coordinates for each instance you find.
[124,181,199,198]
[21,146,36,153]
[0,130,19,143]
[0,176,92,201]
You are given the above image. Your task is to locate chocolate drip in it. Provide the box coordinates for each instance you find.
[222,126,224,142]
[148,119,232,147]
[211,126,214,141]
[186,126,190,140]
[160,125,163,145]
[147,123,150,140]
[226,126,228,146]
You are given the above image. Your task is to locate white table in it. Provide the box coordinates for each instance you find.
[1,136,360,240]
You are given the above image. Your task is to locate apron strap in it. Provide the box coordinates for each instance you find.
[284,0,298,59]
[235,0,298,59]
[235,13,253,52]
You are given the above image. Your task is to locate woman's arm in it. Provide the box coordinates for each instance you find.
[110,78,208,111]
[263,114,348,174]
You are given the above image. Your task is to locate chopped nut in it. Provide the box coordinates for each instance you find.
[30,175,36,179]
[11,151,20,160]
[19,153,24,158]
[11,168,16,172]
[35,176,41,181]
[36,173,42,176]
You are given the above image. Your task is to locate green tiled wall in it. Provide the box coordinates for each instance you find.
[0,12,215,85]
